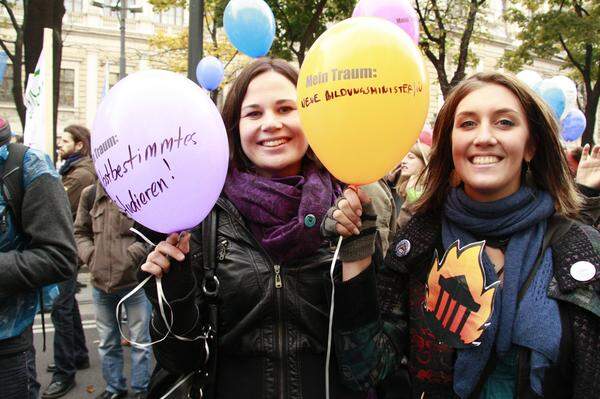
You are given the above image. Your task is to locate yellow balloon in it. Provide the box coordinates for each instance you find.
[297,17,430,185]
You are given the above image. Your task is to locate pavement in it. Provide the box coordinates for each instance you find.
[32,271,154,399]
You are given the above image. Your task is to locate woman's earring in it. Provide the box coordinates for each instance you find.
[450,169,462,187]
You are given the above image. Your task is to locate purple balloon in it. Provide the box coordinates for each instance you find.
[561,108,586,142]
[92,70,229,233]
[353,0,419,44]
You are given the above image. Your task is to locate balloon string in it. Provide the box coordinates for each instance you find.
[159,371,199,399]
[325,235,343,399]
[119,228,213,346]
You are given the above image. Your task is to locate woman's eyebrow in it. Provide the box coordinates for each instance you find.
[493,108,519,116]
[455,111,477,119]
[241,104,260,111]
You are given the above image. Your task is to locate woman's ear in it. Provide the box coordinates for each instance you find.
[524,136,536,162]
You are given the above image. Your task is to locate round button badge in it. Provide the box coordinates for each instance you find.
[304,214,317,228]
[569,261,596,282]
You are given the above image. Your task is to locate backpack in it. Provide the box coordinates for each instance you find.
[0,143,28,231]
[0,143,59,349]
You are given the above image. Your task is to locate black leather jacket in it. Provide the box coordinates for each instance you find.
[144,197,365,399]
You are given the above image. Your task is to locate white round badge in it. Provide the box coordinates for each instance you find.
[569,261,596,282]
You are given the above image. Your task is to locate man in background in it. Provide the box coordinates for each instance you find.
[42,124,96,399]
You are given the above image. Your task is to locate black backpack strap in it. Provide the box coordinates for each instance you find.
[1,143,28,233]
[200,208,219,399]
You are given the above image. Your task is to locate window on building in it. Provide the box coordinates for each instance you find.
[59,68,75,107]
[0,67,75,107]
[65,0,83,13]
[157,7,185,25]
[102,0,141,19]
[0,66,13,102]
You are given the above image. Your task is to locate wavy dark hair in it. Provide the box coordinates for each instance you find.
[414,72,581,218]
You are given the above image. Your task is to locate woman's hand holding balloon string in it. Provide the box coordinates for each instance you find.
[576,144,600,191]
[141,232,191,278]
[322,188,377,281]
[140,232,196,304]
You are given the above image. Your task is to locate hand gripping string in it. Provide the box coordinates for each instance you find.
[117,228,213,346]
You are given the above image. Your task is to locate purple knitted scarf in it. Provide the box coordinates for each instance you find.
[223,164,338,264]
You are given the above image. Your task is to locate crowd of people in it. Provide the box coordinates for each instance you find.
[0,57,598,399]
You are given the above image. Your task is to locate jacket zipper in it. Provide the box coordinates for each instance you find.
[274,264,285,398]
[217,199,287,398]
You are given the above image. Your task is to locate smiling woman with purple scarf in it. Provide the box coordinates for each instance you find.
[138,58,365,399]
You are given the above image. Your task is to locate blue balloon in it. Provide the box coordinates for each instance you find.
[224,0,276,58]
[540,85,566,119]
[561,108,586,142]
[196,56,224,91]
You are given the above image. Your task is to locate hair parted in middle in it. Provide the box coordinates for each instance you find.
[414,71,581,217]
[220,57,320,173]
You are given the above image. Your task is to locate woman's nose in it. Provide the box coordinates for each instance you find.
[261,115,283,132]
[473,122,497,146]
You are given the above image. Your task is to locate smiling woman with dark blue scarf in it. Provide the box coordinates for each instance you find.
[323,72,600,398]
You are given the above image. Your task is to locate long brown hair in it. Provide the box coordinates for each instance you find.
[415,72,581,217]
[395,142,430,199]
[63,124,91,157]
[221,57,320,172]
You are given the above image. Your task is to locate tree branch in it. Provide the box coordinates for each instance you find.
[1,0,21,34]
[430,0,446,33]
[223,50,238,69]
[558,33,586,80]
[415,1,441,44]
[270,1,295,41]
[297,0,327,60]
[573,0,590,17]
[453,0,481,83]
[0,38,14,62]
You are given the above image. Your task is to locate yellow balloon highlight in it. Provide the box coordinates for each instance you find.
[297,17,430,185]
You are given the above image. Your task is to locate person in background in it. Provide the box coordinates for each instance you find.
[74,180,152,399]
[393,143,430,228]
[575,143,600,229]
[42,124,95,399]
[0,116,77,398]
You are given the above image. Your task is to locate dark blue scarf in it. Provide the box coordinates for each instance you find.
[442,187,560,397]
[58,153,83,176]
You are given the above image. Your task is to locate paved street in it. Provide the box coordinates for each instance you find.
[32,271,154,399]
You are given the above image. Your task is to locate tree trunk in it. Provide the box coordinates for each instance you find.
[23,0,65,152]
[582,89,598,145]
[11,31,26,127]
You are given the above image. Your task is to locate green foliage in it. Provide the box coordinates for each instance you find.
[148,0,247,85]
[502,0,599,74]
[148,0,187,12]
[264,0,355,64]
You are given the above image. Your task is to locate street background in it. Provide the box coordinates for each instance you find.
[33,270,154,398]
